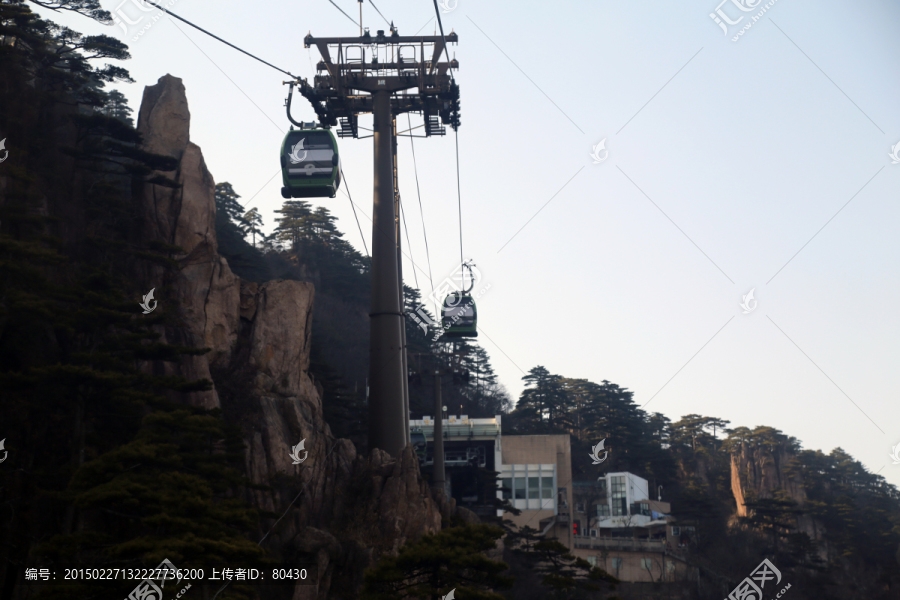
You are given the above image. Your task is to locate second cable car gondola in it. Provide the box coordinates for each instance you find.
[440,261,479,338]
[280,123,341,199]
[441,292,477,337]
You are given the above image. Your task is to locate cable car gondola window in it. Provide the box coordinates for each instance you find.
[443,300,474,325]
[283,131,336,179]
[280,127,341,199]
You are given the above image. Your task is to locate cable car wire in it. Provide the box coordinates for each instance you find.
[430,0,453,76]
[407,114,437,317]
[414,16,434,36]
[327,0,360,27]
[431,0,463,270]
[399,198,418,289]
[165,18,283,134]
[143,0,296,78]
[454,128,463,268]
[340,165,369,257]
[368,0,392,27]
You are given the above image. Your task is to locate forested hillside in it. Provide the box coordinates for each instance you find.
[505,366,900,598]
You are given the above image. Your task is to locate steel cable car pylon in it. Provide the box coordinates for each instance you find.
[301,29,459,459]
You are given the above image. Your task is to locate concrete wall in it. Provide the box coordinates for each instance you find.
[500,434,571,536]
[571,548,694,583]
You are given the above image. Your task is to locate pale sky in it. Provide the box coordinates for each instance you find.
[41,0,900,487]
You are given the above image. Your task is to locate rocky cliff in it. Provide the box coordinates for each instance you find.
[729,440,826,557]
[135,74,448,599]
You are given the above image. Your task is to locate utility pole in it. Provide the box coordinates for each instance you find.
[394,118,411,445]
[432,369,445,497]
[304,30,460,458]
[410,349,468,499]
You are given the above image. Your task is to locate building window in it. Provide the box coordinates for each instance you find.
[641,558,653,571]
[597,503,610,518]
[586,556,597,567]
[671,526,680,536]
[611,475,626,516]
[611,557,622,571]
[630,502,650,516]
[528,477,540,499]
[501,465,556,509]
[666,561,675,573]
[541,476,553,500]
[514,477,526,500]
[576,503,585,513]
[501,478,512,500]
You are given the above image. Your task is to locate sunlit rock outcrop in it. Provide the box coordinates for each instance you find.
[729,440,827,557]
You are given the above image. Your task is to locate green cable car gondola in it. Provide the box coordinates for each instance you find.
[441,292,477,337]
[280,124,341,199]
[440,261,478,338]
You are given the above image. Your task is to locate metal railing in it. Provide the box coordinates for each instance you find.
[572,537,666,553]
[414,425,500,438]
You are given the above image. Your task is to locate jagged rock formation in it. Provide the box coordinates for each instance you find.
[136,74,238,408]
[729,441,826,556]
[135,74,446,599]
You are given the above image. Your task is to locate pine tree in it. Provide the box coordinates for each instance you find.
[512,366,567,431]
[506,525,619,600]
[241,207,263,247]
[360,524,513,600]
[273,199,314,249]
[214,182,269,281]
[103,89,133,126]
[215,182,245,223]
